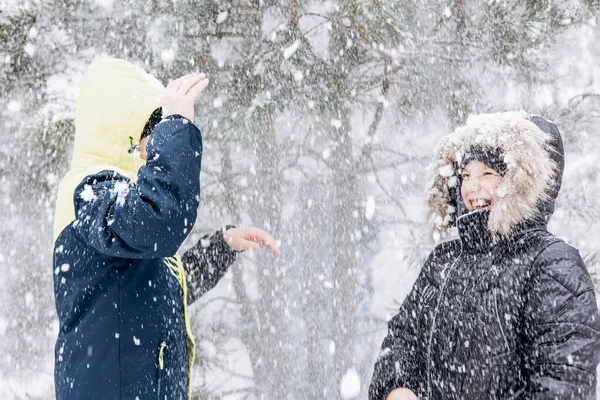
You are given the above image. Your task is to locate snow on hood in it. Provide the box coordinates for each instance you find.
[425,110,563,237]
[53,58,165,241]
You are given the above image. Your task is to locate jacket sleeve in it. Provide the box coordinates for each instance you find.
[369,257,433,400]
[181,227,238,305]
[72,117,203,259]
[523,240,600,399]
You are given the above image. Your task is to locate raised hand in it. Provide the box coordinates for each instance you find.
[161,73,209,123]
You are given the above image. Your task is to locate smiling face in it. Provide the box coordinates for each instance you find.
[460,160,503,211]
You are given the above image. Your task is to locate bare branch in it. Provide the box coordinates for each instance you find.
[299,12,332,22]
[356,58,392,172]
[367,58,392,139]
[568,93,600,108]
[290,0,298,27]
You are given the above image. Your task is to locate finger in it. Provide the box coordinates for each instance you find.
[179,72,198,81]
[167,73,197,90]
[174,74,201,93]
[269,242,281,258]
[242,229,267,246]
[176,72,200,84]
[241,239,260,252]
[179,74,206,94]
[186,77,209,99]
[245,229,280,258]
[259,234,280,258]
[243,227,271,243]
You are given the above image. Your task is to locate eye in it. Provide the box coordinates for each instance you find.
[461,173,469,179]
[484,172,497,176]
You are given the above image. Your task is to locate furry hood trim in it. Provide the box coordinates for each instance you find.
[425,111,562,238]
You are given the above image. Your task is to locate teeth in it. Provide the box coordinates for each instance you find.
[471,199,490,209]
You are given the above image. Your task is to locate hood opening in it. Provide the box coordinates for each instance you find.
[426,111,563,240]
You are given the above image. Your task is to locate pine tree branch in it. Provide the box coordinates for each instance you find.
[348,15,393,63]
[433,0,466,34]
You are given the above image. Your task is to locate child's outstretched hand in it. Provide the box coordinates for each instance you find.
[224,227,281,259]
[161,73,209,123]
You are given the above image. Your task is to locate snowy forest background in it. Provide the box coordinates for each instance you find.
[1,0,600,399]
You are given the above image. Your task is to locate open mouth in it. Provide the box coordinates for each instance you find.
[470,199,491,210]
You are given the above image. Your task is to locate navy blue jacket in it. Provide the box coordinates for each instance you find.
[53,118,235,399]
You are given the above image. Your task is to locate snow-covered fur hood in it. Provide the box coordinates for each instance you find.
[426,111,564,237]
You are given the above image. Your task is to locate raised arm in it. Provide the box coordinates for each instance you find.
[73,117,202,258]
[72,74,209,258]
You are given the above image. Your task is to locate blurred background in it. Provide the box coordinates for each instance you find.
[1,0,599,398]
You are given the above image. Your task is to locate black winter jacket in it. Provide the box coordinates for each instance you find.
[370,211,600,399]
[370,113,600,399]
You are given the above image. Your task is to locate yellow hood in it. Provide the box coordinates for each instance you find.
[53,59,165,241]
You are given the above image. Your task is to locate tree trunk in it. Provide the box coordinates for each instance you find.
[328,13,359,399]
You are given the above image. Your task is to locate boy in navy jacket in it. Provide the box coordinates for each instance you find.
[53,60,279,400]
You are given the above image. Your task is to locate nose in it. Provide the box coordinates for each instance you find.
[467,177,482,193]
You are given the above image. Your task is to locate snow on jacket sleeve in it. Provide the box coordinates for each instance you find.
[72,118,202,258]
[181,227,238,305]
[369,258,432,400]
[523,241,600,399]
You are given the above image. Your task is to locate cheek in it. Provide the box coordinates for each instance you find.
[485,178,502,200]
[460,182,470,205]
[139,139,149,160]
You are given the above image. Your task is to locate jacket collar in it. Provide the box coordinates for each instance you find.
[456,210,494,255]
[456,209,548,255]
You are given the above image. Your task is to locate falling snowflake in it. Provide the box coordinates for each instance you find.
[340,367,361,399]
[283,40,300,60]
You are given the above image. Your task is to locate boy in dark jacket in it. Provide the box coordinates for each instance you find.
[52,59,280,400]
[370,111,600,400]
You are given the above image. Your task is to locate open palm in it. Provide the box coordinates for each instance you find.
[224,227,281,258]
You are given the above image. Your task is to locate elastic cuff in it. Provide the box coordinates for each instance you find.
[161,114,192,124]
[218,225,242,254]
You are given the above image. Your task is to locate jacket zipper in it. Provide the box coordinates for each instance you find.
[493,288,510,353]
[157,339,166,399]
[426,246,463,399]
